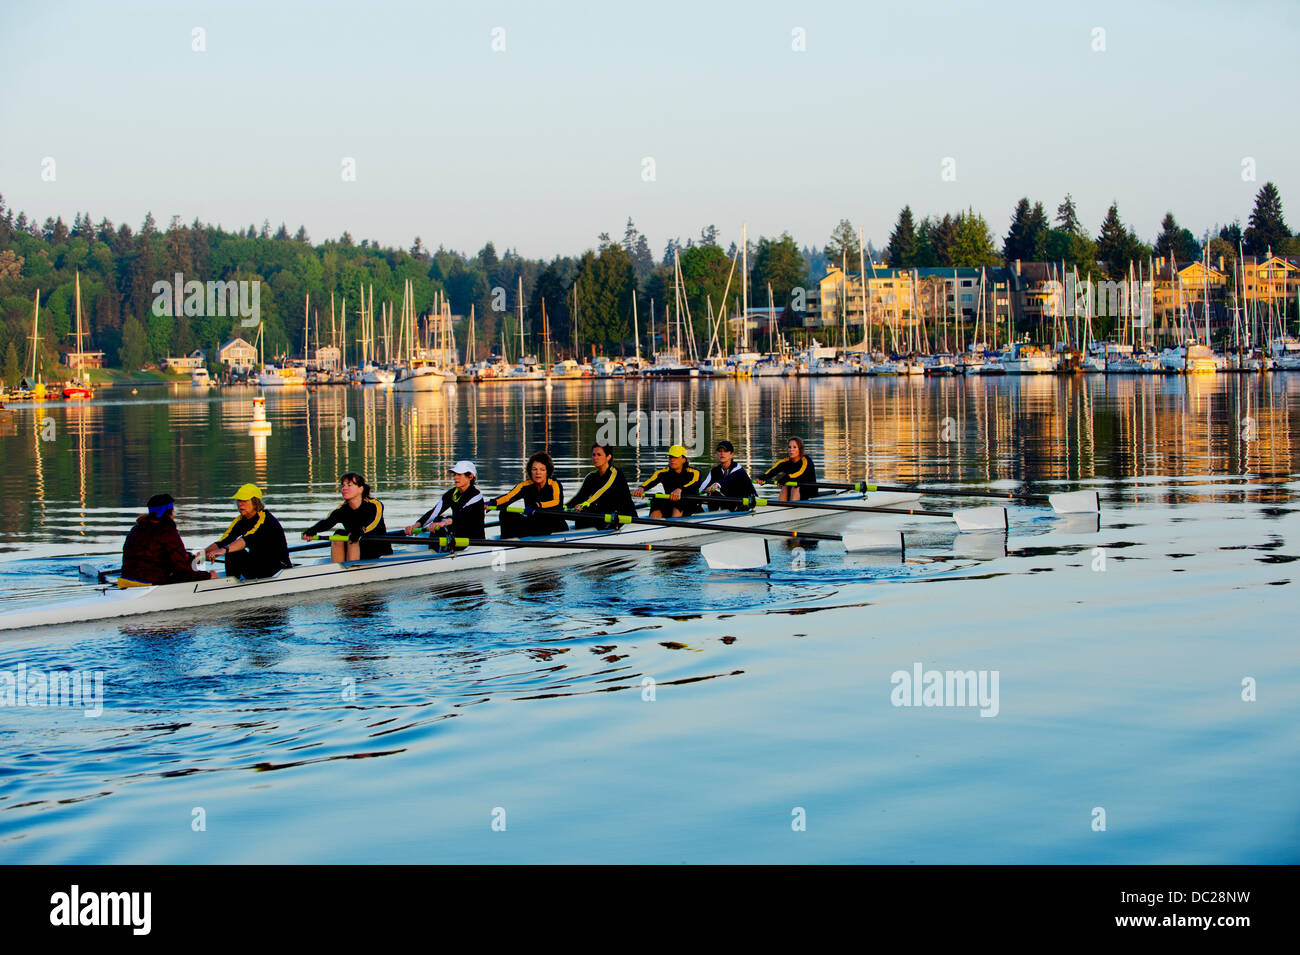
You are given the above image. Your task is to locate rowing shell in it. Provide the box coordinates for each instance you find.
[0,491,921,631]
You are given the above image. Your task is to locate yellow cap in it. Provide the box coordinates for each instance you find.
[667,445,688,458]
[232,483,263,501]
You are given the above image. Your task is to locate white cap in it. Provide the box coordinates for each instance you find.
[449,460,477,476]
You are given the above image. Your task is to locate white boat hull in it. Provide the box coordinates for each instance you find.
[0,492,922,631]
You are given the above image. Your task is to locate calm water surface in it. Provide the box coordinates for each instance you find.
[1,375,1297,862]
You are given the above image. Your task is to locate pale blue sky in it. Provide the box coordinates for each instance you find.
[2,0,1296,258]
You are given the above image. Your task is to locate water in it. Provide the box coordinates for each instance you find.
[1,375,1297,862]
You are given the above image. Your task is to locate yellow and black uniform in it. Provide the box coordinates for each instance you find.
[568,465,635,530]
[699,462,758,511]
[415,485,486,542]
[304,498,393,558]
[493,479,568,539]
[216,509,291,579]
[640,464,703,516]
[763,456,819,498]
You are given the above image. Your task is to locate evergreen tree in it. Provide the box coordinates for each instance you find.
[1096,203,1130,279]
[623,218,655,280]
[1055,194,1083,234]
[1243,182,1289,256]
[932,214,958,267]
[631,234,654,281]
[949,209,1001,267]
[1154,212,1200,264]
[885,207,917,268]
[823,218,861,268]
[1003,198,1032,262]
[1219,221,1243,247]
[698,224,721,247]
[2,341,18,387]
[120,315,150,369]
[1025,202,1049,258]
[662,238,679,266]
[294,225,310,243]
[141,211,158,235]
[274,222,290,241]
[573,243,635,353]
[1095,202,1149,280]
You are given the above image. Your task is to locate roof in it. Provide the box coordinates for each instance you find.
[825,265,1012,281]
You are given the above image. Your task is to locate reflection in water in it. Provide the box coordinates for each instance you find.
[1,375,1298,865]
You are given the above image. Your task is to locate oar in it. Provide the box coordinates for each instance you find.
[784,480,1099,514]
[371,531,769,570]
[555,508,904,553]
[658,493,1008,532]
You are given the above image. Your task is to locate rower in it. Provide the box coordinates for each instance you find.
[699,440,757,511]
[761,436,819,502]
[302,472,393,562]
[120,493,218,586]
[493,451,568,539]
[568,443,636,530]
[203,483,291,579]
[632,444,702,518]
[405,460,486,545]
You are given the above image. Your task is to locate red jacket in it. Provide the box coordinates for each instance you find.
[121,516,210,585]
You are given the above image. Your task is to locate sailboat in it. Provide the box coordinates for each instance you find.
[62,273,94,399]
[361,289,395,384]
[16,289,49,400]
[393,281,450,390]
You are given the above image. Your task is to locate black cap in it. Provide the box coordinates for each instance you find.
[147,493,175,509]
[716,440,734,452]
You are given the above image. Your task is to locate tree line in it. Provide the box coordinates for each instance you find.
[874,183,1295,281]
[1,183,1295,382]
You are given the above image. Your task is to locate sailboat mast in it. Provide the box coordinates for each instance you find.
[517,277,525,362]
[741,221,748,351]
[30,289,41,382]
[73,271,84,378]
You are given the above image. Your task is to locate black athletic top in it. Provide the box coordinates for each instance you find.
[304,498,393,558]
[216,509,291,576]
[494,478,565,514]
[568,465,636,518]
[416,485,486,539]
[699,462,757,510]
[762,456,819,498]
[640,464,702,515]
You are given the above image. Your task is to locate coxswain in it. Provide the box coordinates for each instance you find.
[632,444,702,518]
[120,493,217,586]
[405,460,486,545]
[568,443,636,530]
[203,483,291,579]
[761,436,819,501]
[302,472,393,561]
[699,440,757,511]
[493,451,568,539]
